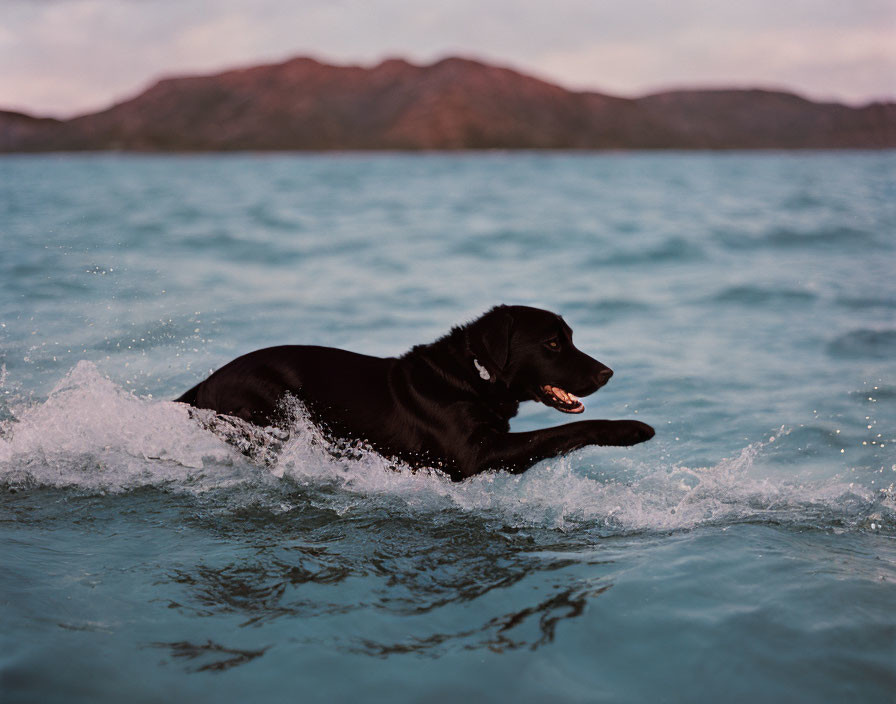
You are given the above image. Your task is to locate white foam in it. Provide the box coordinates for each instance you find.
[1,362,892,534]
[275,426,884,534]
[0,361,247,491]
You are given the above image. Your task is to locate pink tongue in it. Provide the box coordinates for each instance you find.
[544,385,585,413]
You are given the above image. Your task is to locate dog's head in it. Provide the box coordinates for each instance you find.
[466,305,613,414]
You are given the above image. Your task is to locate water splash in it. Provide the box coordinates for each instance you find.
[0,361,247,491]
[1,363,892,535]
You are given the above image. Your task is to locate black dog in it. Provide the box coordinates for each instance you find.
[176,305,654,480]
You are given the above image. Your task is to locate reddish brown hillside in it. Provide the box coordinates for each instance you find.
[3,56,894,151]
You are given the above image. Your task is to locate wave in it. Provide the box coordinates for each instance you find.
[1,362,892,536]
[763,225,877,248]
[711,285,817,306]
[585,237,706,267]
[850,385,896,401]
[715,225,879,251]
[835,295,896,310]
[827,329,896,360]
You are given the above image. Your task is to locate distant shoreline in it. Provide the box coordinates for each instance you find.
[2,57,894,152]
[3,148,895,157]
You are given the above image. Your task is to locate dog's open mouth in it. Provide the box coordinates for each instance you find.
[538,384,585,414]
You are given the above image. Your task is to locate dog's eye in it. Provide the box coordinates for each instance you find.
[545,339,560,350]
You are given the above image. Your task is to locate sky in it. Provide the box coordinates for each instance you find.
[3,0,895,118]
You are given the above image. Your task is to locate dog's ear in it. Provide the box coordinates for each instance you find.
[468,307,513,381]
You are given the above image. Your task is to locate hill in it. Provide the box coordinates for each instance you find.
[3,56,894,151]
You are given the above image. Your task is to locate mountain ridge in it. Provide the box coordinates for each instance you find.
[3,55,894,151]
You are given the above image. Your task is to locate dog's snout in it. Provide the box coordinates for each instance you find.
[596,367,613,384]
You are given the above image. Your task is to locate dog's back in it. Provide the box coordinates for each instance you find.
[179,344,395,431]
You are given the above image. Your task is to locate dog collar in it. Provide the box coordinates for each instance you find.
[473,358,491,381]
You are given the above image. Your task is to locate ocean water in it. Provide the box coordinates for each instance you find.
[0,152,894,703]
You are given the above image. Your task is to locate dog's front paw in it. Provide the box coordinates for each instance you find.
[613,420,655,446]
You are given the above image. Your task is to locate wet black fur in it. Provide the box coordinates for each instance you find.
[175,305,654,480]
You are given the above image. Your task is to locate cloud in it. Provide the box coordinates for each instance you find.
[1,0,893,117]
[537,24,896,103]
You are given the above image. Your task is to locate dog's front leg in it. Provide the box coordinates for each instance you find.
[460,420,654,478]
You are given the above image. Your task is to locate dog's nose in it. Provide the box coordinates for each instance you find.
[596,368,613,384]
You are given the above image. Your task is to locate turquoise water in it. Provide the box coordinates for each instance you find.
[1,152,894,702]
